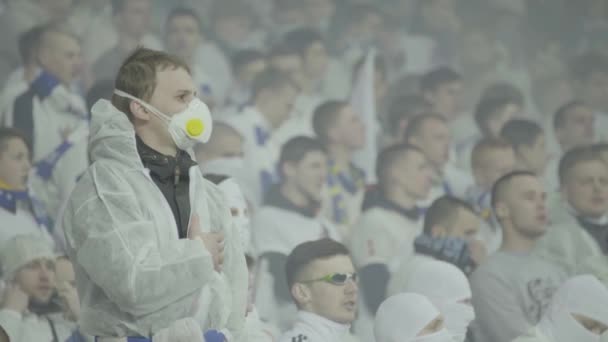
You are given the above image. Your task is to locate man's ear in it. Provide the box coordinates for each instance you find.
[129,101,151,121]
[291,283,311,306]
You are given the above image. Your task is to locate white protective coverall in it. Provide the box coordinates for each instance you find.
[512,275,608,342]
[61,100,248,340]
[279,311,359,342]
[374,293,453,342]
[403,260,476,342]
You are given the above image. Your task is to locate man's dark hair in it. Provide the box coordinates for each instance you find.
[558,146,603,185]
[403,113,446,144]
[203,173,230,185]
[553,100,587,130]
[251,68,296,100]
[474,96,521,135]
[166,7,203,33]
[490,170,537,210]
[0,128,30,156]
[387,95,432,137]
[423,196,476,234]
[231,49,266,75]
[312,100,348,145]
[569,51,608,83]
[480,82,525,109]
[285,238,351,291]
[18,25,44,64]
[500,119,543,150]
[283,28,324,57]
[376,143,423,188]
[420,66,462,94]
[86,80,115,112]
[278,136,325,179]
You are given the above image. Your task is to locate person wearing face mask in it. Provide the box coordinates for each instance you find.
[279,239,359,342]
[402,261,476,342]
[513,275,608,342]
[375,292,452,342]
[61,48,248,341]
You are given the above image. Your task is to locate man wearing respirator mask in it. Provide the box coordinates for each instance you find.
[61,48,248,341]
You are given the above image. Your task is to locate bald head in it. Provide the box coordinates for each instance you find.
[195,122,244,164]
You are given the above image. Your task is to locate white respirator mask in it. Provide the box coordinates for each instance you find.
[114,89,213,150]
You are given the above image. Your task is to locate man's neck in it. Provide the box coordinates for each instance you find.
[500,222,537,253]
[280,182,310,208]
[136,129,177,156]
[384,185,416,210]
[327,144,353,170]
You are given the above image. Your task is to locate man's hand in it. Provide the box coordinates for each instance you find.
[468,239,488,266]
[2,283,28,313]
[57,281,80,322]
[188,215,225,272]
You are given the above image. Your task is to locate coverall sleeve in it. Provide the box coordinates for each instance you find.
[66,169,216,319]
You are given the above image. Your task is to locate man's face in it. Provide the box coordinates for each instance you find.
[302,255,358,324]
[331,105,366,150]
[0,138,31,190]
[557,105,595,151]
[304,41,329,81]
[563,160,608,219]
[145,67,197,148]
[578,71,608,112]
[411,118,451,169]
[518,134,548,175]
[16,258,56,305]
[119,0,152,38]
[166,16,202,62]
[392,150,434,201]
[447,208,481,240]
[486,104,521,138]
[270,54,305,89]
[39,33,82,86]
[474,148,515,190]
[501,175,548,238]
[290,151,328,202]
[426,81,463,119]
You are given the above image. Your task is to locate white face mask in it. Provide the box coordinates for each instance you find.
[114,89,213,150]
[414,329,454,342]
[201,157,245,178]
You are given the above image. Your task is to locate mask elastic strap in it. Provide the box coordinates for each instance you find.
[113,89,170,123]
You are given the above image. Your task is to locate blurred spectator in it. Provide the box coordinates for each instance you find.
[500,119,548,178]
[0,234,85,342]
[0,128,54,247]
[304,0,336,34]
[411,0,462,66]
[312,100,366,238]
[196,122,245,177]
[268,42,305,91]
[271,0,309,40]
[420,66,464,123]
[388,196,484,288]
[470,171,567,342]
[209,0,267,56]
[0,0,74,85]
[225,49,267,108]
[280,239,359,342]
[228,68,299,206]
[243,255,278,342]
[350,144,433,341]
[538,147,608,279]
[253,136,340,331]
[386,94,431,145]
[91,0,162,81]
[466,138,515,253]
[404,114,473,206]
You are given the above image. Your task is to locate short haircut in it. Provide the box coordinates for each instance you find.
[420,66,462,94]
[251,68,296,100]
[312,100,348,144]
[480,82,525,108]
[474,96,520,134]
[86,80,115,112]
[231,49,266,75]
[278,136,325,179]
[500,119,543,150]
[569,51,608,83]
[18,25,44,64]
[283,28,324,57]
[166,7,203,33]
[558,146,604,185]
[376,143,423,187]
[491,170,537,210]
[553,100,587,130]
[0,128,30,156]
[285,238,351,290]
[403,113,446,143]
[387,95,431,137]
[423,195,476,234]
[471,138,512,170]
[112,48,191,121]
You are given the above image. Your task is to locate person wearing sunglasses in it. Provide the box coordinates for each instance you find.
[279,239,359,342]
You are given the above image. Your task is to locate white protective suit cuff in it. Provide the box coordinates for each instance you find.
[0,309,23,342]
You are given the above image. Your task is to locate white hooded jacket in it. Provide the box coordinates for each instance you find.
[60,100,248,340]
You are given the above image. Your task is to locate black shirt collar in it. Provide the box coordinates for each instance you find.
[264,185,320,218]
[376,195,420,221]
[136,136,195,182]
